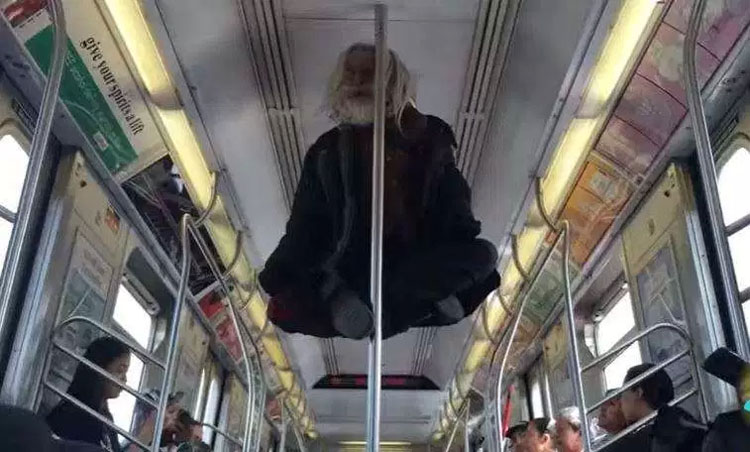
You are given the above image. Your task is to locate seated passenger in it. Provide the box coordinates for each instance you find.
[519,418,556,452]
[505,423,528,451]
[701,347,750,452]
[259,42,500,340]
[618,363,705,452]
[554,406,600,452]
[46,337,130,451]
[46,337,181,451]
[592,390,628,449]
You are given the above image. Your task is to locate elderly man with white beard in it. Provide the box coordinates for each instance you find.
[258,43,500,339]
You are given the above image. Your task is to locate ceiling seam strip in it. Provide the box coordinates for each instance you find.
[466,0,523,187]
[258,0,303,185]
[457,0,499,176]
[462,0,511,184]
[268,0,304,177]
[237,0,294,209]
[455,0,490,169]
[249,0,298,205]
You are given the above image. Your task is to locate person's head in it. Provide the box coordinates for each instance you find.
[325,43,414,125]
[703,347,750,409]
[619,363,674,424]
[597,390,627,434]
[554,407,583,452]
[520,418,555,452]
[506,423,527,450]
[67,336,130,409]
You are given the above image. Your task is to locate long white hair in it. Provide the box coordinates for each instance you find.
[325,43,415,125]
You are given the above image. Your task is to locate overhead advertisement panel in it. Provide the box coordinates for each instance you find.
[1,0,163,172]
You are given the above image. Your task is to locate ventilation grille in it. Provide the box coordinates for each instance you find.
[240,0,305,208]
[411,327,436,376]
[455,0,520,185]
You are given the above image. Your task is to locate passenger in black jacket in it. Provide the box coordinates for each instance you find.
[259,43,499,339]
[605,363,706,452]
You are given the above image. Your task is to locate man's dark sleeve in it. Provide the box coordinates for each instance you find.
[259,140,333,296]
[425,119,481,241]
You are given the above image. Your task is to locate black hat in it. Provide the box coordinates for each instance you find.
[703,347,749,387]
[624,363,674,409]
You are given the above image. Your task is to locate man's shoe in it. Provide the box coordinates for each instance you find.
[331,288,374,339]
[434,295,465,323]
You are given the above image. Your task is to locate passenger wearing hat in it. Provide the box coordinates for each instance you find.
[701,347,750,452]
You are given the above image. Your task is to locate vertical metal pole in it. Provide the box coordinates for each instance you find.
[366,4,387,452]
[464,400,471,452]
[279,408,288,452]
[151,218,190,451]
[0,0,66,361]
[683,0,750,360]
[561,221,591,452]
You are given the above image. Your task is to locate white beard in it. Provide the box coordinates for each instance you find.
[332,95,374,125]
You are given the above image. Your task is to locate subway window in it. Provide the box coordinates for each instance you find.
[595,288,642,389]
[717,141,750,312]
[109,283,154,433]
[0,131,29,274]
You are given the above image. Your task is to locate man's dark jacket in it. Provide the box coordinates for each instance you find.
[258,112,499,337]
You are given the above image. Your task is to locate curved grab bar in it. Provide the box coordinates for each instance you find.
[53,315,165,369]
[45,382,151,450]
[199,422,243,448]
[581,322,690,373]
[50,339,158,409]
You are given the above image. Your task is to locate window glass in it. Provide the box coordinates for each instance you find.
[202,373,222,444]
[604,343,640,390]
[0,134,29,214]
[529,375,544,418]
[108,355,144,432]
[728,226,750,293]
[113,284,152,348]
[743,302,750,333]
[596,291,635,352]
[718,147,750,226]
[194,366,208,416]
[0,218,12,274]
[109,284,153,434]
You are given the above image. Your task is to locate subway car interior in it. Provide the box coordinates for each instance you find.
[0,0,749,451]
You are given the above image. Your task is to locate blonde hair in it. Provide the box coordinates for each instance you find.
[325,43,415,124]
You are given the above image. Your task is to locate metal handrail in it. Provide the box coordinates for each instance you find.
[489,224,570,452]
[0,0,66,376]
[366,4,388,452]
[591,388,696,452]
[181,212,267,452]
[54,315,165,369]
[579,321,707,420]
[684,0,750,359]
[50,339,158,409]
[581,322,690,373]
[45,382,151,451]
[199,422,243,448]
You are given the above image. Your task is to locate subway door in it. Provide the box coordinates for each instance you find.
[1,150,131,410]
[621,162,732,419]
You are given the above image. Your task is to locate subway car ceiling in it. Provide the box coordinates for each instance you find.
[0,0,750,448]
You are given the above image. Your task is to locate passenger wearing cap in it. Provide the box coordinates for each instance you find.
[701,347,750,452]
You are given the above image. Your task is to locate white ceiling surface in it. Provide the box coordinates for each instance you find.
[308,389,443,442]
[152,0,289,265]
[472,0,596,247]
[286,13,477,149]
